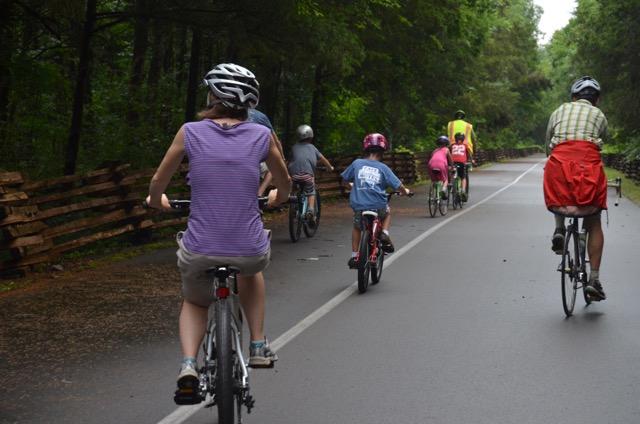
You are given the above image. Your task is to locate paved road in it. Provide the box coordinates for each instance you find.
[6,155,640,424]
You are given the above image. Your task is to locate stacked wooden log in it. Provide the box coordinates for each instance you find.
[0,165,149,275]
[602,153,640,183]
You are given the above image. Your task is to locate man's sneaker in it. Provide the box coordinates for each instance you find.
[440,190,448,200]
[249,339,278,368]
[380,233,395,253]
[551,228,565,255]
[585,280,606,301]
[348,257,358,269]
[174,362,202,405]
[461,192,468,202]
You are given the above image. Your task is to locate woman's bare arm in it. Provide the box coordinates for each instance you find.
[265,135,291,206]
[147,126,186,209]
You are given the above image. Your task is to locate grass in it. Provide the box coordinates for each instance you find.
[605,167,640,205]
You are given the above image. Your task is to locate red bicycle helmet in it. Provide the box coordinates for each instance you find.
[363,133,389,151]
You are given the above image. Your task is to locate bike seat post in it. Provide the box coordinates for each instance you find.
[206,266,240,298]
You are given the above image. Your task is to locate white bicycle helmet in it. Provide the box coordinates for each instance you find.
[296,124,314,141]
[203,63,259,109]
[570,76,601,96]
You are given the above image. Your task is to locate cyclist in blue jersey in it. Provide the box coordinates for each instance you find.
[341,133,411,268]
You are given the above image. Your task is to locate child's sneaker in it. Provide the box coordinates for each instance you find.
[380,233,395,253]
[305,211,316,228]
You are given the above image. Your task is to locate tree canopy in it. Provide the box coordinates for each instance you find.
[2,0,605,178]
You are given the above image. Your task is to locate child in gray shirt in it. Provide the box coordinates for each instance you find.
[288,124,334,226]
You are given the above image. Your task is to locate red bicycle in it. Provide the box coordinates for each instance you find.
[355,192,413,293]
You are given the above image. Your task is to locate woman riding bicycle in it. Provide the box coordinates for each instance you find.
[146,63,291,400]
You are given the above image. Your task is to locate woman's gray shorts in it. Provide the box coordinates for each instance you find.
[176,233,270,307]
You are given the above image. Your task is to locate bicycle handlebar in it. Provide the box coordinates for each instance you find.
[143,197,274,211]
[607,177,622,206]
[387,191,415,200]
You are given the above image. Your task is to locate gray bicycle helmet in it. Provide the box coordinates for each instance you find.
[296,124,314,141]
[203,63,259,109]
[570,76,601,96]
[436,135,450,147]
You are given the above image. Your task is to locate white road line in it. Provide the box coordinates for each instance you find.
[157,159,542,424]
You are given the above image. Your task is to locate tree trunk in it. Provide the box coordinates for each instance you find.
[163,22,174,76]
[262,62,282,126]
[128,0,150,126]
[147,17,163,100]
[64,0,97,176]
[0,0,14,139]
[176,24,188,91]
[184,28,202,123]
[310,64,325,148]
[283,92,293,155]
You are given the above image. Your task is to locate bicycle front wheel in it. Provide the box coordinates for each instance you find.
[357,230,371,293]
[561,231,578,317]
[215,299,235,423]
[303,191,321,237]
[428,184,437,217]
[370,241,384,285]
[465,173,469,199]
[288,198,302,242]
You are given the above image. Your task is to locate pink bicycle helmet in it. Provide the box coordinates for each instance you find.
[363,133,389,151]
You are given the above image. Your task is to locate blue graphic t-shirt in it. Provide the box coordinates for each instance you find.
[248,109,274,131]
[341,159,402,211]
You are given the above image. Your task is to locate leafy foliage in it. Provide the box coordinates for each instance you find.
[1,0,552,178]
[542,0,640,157]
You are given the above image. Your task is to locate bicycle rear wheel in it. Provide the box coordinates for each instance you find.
[357,230,371,293]
[215,299,235,423]
[370,241,384,285]
[561,230,578,317]
[303,191,321,237]
[438,184,448,216]
[288,197,302,242]
[428,184,437,217]
[465,172,470,199]
[451,183,459,210]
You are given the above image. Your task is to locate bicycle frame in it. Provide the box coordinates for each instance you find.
[569,218,588,284]
[361,211,382,264]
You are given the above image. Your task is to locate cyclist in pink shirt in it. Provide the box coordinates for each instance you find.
[427,136,453,198]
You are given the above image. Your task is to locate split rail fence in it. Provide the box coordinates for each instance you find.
[1,148,538,275]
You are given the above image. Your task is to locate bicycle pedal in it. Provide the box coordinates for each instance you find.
[174,387,204,405]
[244,395,255,413]
[249,361,275,369]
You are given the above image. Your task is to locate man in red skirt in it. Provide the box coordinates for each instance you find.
[544,76,609,301]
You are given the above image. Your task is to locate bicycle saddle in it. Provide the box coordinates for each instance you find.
[362,211,379,217]
[205,266,241,280]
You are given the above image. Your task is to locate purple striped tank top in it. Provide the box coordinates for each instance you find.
[181,119,271,256]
